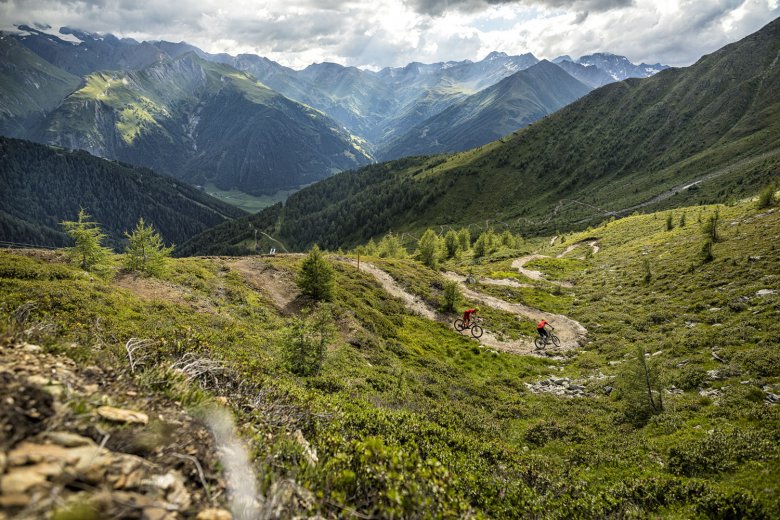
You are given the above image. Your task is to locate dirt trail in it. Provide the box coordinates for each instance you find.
[343,259,587,356]
[346,260,437,320]
[115,273,218,314]
[445,272,534,289]
[443,273,588,351]
[228,257,301,315]
[512,240,599,287]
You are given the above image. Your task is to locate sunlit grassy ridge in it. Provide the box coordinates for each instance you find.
[2,195,779,517]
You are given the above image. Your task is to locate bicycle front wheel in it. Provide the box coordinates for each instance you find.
[551,334,561,347]
[454,319,465,331]
[471,325,483,338]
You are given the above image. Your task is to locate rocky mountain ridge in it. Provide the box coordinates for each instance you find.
[5,24,670,172]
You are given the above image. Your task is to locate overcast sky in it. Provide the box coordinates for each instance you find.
[2,0,778,69]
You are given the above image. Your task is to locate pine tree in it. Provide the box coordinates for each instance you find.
[703,210,720,242]
[282,307,334,376]
[444,230,459,258]
[441,280,461,312]
[473,229,496,258]
[619,345,664,427]
[756,182,777,209]
[377,233,407,259]
[124,218,173,276]
[297,245,334,301]
[457,228,471,251]
[60,209,111,271]
[416,229,441,269]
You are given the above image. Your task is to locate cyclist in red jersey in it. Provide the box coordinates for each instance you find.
[537,319,554,340]
[463,307,479,327]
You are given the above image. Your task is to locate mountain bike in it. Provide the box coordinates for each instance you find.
[534,331,560,350]
[454,317,484,338]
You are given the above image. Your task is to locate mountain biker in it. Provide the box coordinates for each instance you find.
[463,307,479,327]
[537,319,554,341]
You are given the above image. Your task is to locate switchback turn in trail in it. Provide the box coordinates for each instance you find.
[512,240,599,287]
[340,256,589,357]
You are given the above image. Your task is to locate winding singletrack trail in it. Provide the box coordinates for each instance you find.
[512,240,599,288]
[341,256,590,357]
[351,261,437,320]
[443,273,588,352]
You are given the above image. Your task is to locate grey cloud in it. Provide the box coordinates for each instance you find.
[403,0,633,17]
[545,0,778,66]
[1,0,778,70]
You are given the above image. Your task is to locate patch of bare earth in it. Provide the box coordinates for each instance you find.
[115,272,216,314]
[227,258,304,315]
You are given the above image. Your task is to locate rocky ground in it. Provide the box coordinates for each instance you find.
[0,338,232,519]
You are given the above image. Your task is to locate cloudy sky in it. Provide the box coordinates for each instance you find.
[2,0,778,69]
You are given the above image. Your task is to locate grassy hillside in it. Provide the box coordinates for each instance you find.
[2,194,778,518]
[0,137,245,248]
[179,17,780,255]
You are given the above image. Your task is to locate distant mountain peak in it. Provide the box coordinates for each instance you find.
[553,55,574,63]
[485,51,508,60]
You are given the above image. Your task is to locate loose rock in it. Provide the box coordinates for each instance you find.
[97,406,149,425]
[197,508,233,520]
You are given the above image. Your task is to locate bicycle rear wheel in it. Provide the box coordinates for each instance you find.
[471,325,483,338]
[534,337,544,349]
[454,319,465,331]
[551,334,561,347]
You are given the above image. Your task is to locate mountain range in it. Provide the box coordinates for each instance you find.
[177,17,780,255]
[31,52,373,195]
[380,60,592,158]
[2,24,669,197]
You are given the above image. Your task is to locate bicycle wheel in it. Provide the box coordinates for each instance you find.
[454,319,465,331]
[534,337,544,349]
[471,325,483,338]
[550,334,561,347]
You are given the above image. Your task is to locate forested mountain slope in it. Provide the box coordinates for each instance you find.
[32,53,372,195]
[0,36,81,136]
[178,17,780,254]
[0,137,245,248]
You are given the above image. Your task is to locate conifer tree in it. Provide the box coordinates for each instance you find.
[297,245,334,301]
[377,233,407,259]
[60,209,111,271]
[457,228,471,251]
[441,280,461,312]
[124,218,173,276]
[444,230,460,259]
[416,229,441,269]
[756,182,778,209]
[619,345,663,427]
[282,306,334,376]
